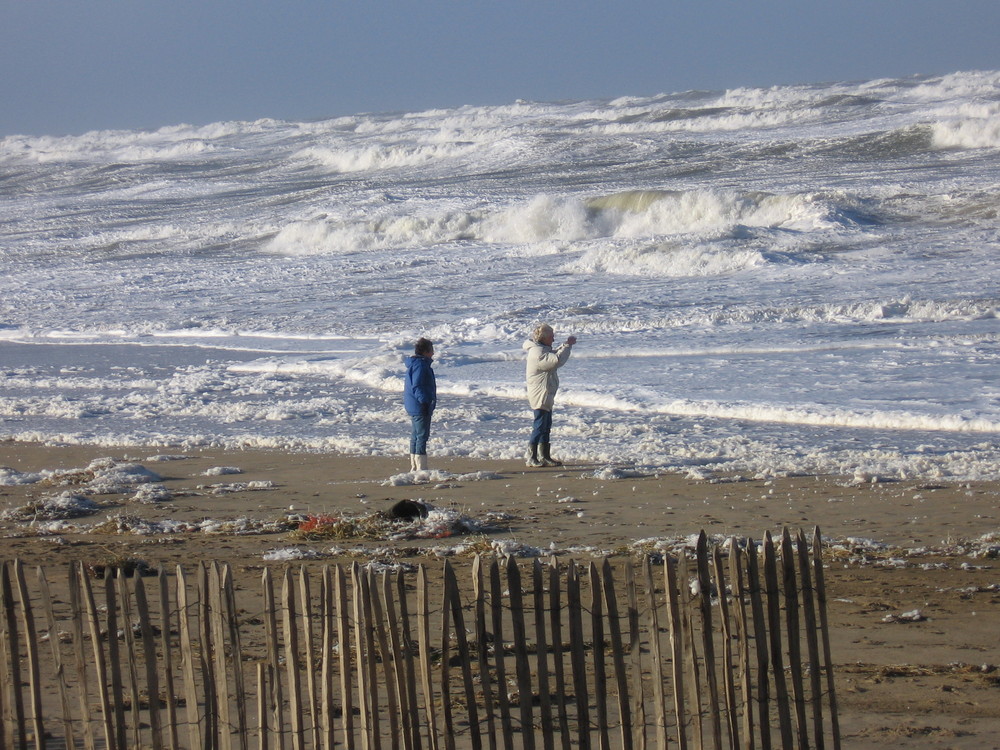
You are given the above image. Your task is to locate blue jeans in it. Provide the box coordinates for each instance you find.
[530,408,552,445]
[410,409,432,455]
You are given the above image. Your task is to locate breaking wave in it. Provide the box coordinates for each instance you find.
[931,102,1000,150]
[266,189,864,257]
[293,141,484,173]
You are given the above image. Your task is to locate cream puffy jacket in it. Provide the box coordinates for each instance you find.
[523,339,573,410]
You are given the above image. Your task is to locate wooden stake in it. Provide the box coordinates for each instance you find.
[197,564,217,749]
[357,566,381,750]
[762,533,793,750]
[261,568,285,750]
[473,556,498,750]
[812,529,840,750]
[676,554,702,750]
[397,569,422,750]
[105,574,127,750]
[257,663,269,750]
[795,530,824,750]
[0,561,25,750]
[589,563,609,750]
[712,545,740,750]
[319,566,335,750]
[115,572,142,750]
[158,569,180,750]
[642,559,668,750]
[134,575,164,750]
[0,562,9,750]
[67,564,97,750]
[176,566,203,750]
[663,555,686,750]
[439,563,455,750]
[780,530,807,750]
[335,565,354,750]
[298,568,320,750]
[369,569,400,747]
[221,565,247,750]
[727,543,754,750]
[80,564,117,750]
[532,559,554,750]
[282,569,304,750]
[744,541,771,750]
[507,558,535,750]
[382,571,413,750]
[566,562,590,750]
[211,565,234,750]
[600,560,632,750]
[12,561,43,750]
[548,558,571,750]
[416,565,439,750]
[489,559,514,750]
[624,563,646,750]
[446,562,482,750]
[695,534,722,750]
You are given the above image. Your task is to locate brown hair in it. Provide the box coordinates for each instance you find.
[415,337,434,355]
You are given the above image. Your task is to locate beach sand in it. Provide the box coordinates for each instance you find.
[1,440,998,749]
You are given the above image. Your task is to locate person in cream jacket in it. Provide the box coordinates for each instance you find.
[523,324,576,467]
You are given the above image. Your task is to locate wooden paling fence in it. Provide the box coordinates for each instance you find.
[0,527,839,750]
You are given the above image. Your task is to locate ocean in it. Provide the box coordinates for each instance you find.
[2,70,998,480]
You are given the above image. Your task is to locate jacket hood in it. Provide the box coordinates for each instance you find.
[523,339,541,351]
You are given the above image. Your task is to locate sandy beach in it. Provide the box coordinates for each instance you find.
[1,440,999,749]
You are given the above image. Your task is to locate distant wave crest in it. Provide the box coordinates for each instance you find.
[293,141,482,173]
[931,102,1000,150]
[0,120,287,164]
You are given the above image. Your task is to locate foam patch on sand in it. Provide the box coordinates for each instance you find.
[203,466,244,476]
[0,467,47,486]
[131,484,173,503]
[263,547,324,561]
[382,469,504,486]
[197,480,277,494]
[83,459,162,493]
[84,514,296,536]
[0,457,162,491]
[1,492,101,522]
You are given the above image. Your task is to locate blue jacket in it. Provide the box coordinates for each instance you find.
[403,355,437,416]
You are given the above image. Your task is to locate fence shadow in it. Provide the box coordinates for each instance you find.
[0,527,839,750]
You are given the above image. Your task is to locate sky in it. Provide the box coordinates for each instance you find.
[3,0,999,138]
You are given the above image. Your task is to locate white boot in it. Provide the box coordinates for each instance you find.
[409,454,418,472]
[415,454,429,471]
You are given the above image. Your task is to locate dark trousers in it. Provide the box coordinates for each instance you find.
[530,408,552,445]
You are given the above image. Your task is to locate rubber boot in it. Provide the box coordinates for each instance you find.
[409,454,418,472]
[540,443,562,467]
[415,454,429,471]
[525,443,543,468]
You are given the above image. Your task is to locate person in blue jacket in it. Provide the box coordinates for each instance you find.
[404,337,437,471]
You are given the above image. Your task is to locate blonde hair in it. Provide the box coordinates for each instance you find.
[532,324,553,343]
